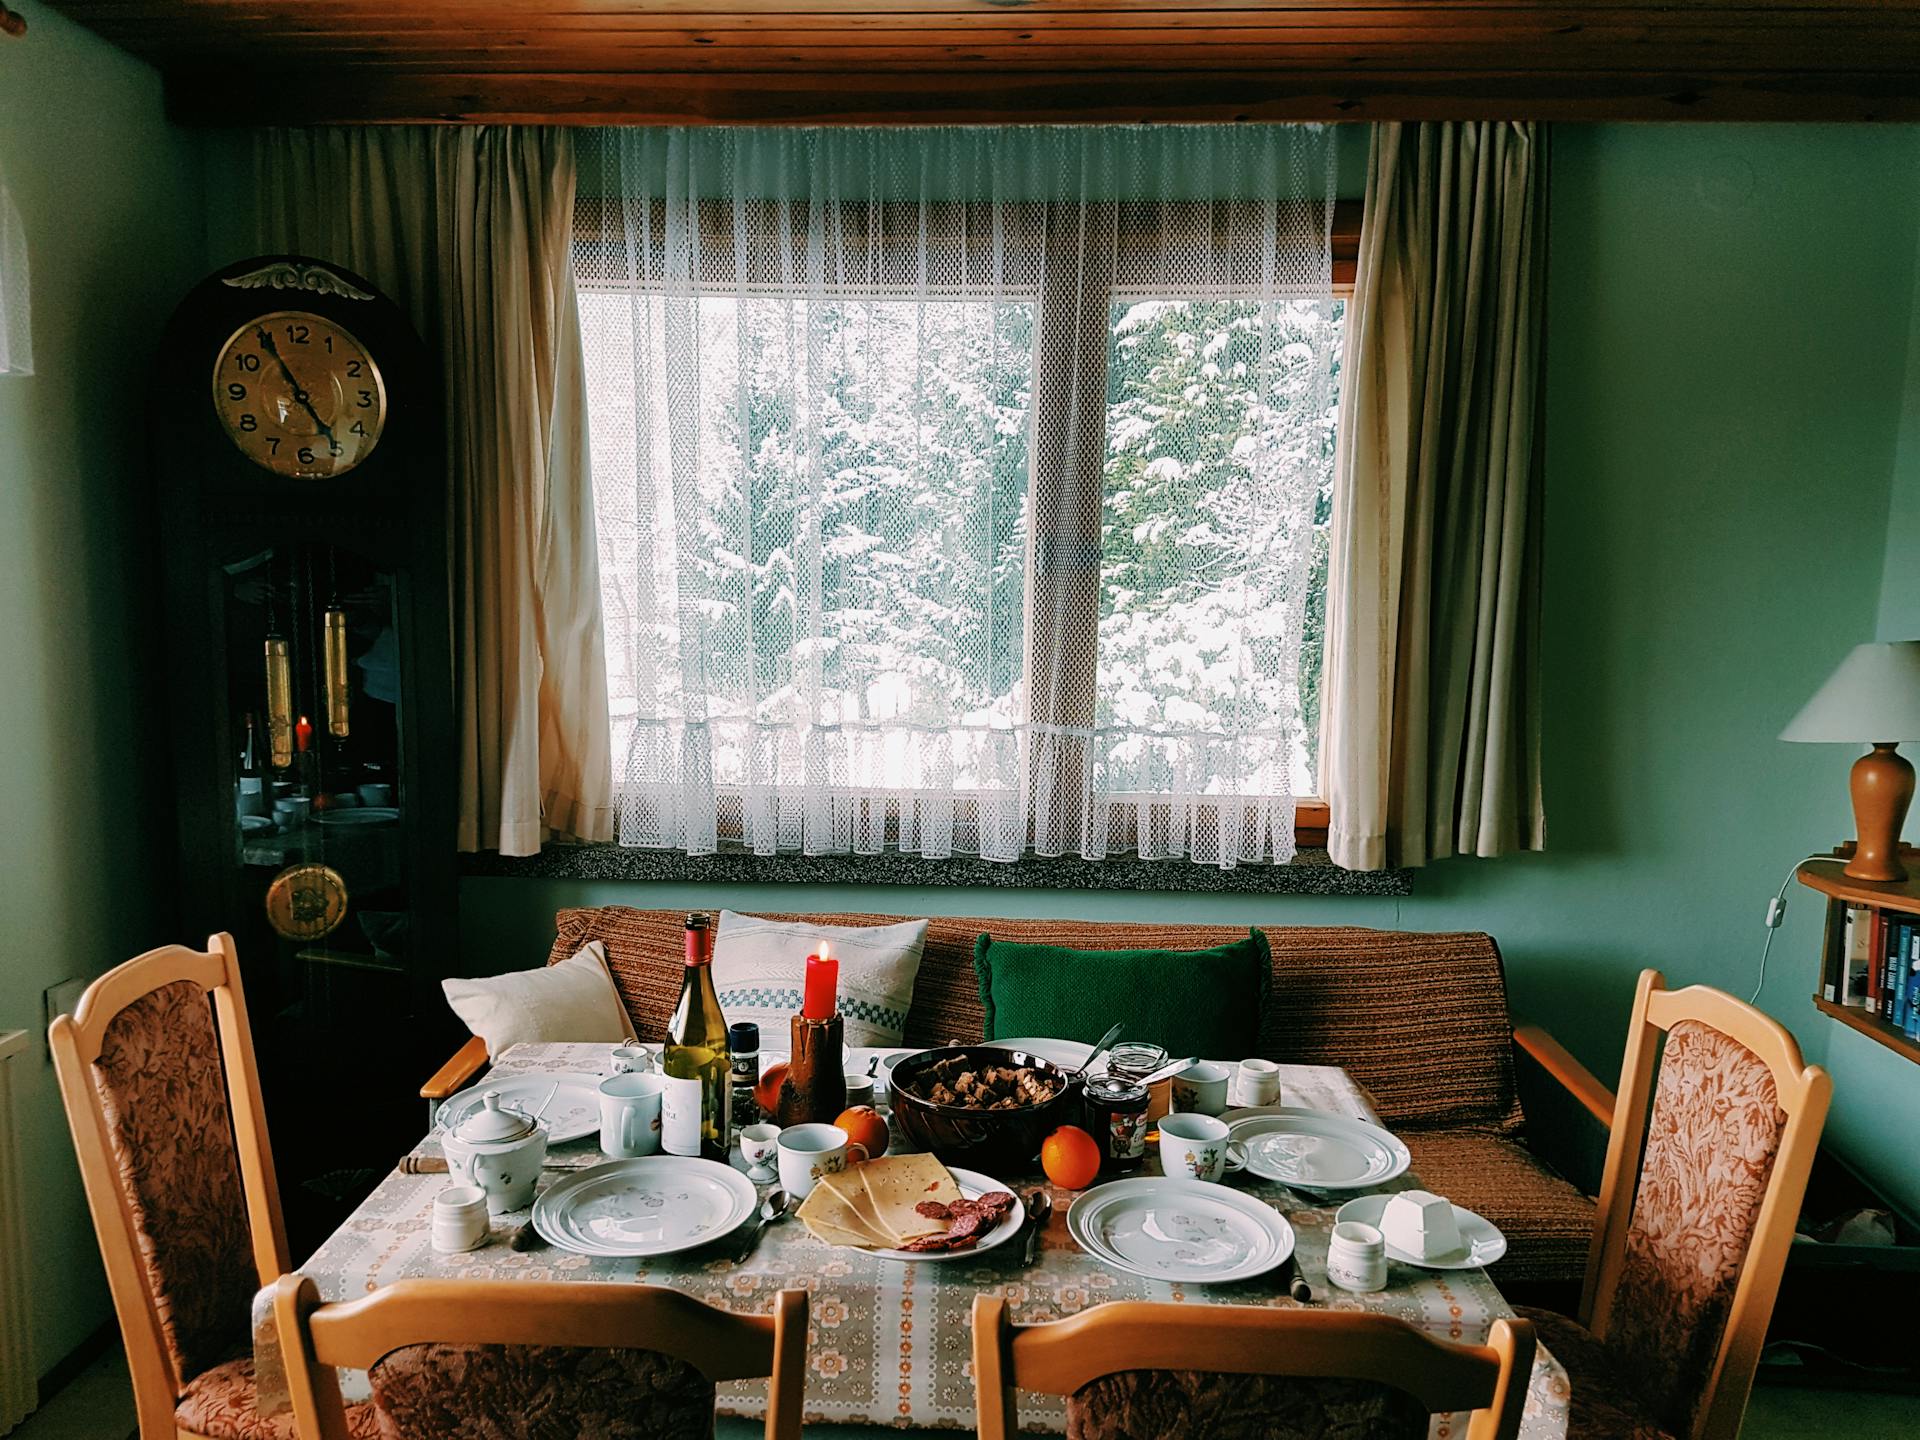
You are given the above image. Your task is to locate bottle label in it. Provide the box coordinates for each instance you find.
[660,1074,705,1156]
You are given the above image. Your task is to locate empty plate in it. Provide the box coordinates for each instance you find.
[1067,1177,1294,1285]
[437,1074,603,1145]
[1223,1107,1410,1192]
[1334,1193,1508,1270]
[533,1156,758,1257]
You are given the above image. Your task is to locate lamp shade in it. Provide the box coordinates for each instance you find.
[1780,641,1920,743]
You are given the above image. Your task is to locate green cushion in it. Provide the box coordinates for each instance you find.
[972,930,1270,1060]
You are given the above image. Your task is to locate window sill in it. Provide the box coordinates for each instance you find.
[460,837,1409,898]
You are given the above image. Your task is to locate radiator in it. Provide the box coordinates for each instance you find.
[0,1031,32,1434]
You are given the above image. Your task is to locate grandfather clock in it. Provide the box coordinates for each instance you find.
[152,256,459,1237]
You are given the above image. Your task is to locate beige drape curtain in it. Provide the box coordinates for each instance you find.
[255,127,613,854]
[1323,122,1548,871]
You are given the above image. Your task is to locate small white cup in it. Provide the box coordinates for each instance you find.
[610,1044,655,1074]
[739,1122,782,1182]
[1157,1112,1247,1183]
[1238,1058,1282,1107]
[776,1122,870,1200]
[432,1185,490,1254]
[843,1073,876,1110]
[599,1073,666,1158]
[1326,1220,1389,1293]
[1170,1061,1231,1117]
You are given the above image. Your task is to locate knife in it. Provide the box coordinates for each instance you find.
[1021,1189,1053,1267]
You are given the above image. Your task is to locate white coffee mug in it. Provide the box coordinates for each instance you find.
[1157,1112,1247,1183]
[1326,1220,1389,1293]
[844,1073,876,1110]
[1237,1057,1282,1107]
[776,1122,870,1199]
[1170,1061,1231,1116]
[599,1073,666,1158]
[431,1185,490,1254]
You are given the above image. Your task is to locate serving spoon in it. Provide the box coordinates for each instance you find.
[1074,1023,1125,1079]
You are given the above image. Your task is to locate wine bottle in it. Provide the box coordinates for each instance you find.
[662,913,731,1160]
[236,712,268,818]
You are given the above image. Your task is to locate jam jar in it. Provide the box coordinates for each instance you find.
[1083,1074,1151,1173]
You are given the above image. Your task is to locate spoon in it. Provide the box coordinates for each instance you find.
[1075,1023,1125,1078]
[733,1188,791,1262]
[1020,1189,1053,1267]
[1138,1055,1198,1087]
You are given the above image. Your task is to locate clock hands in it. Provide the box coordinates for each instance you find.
[255,324,338,449]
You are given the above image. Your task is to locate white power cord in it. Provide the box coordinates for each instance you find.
[1754,856,1833,1004]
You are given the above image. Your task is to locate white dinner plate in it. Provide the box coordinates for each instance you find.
[860,1167,1027,1263]
[315,806,401,826]
[437,1074,604,1145]
[533,1156,758,1257]
[1223,1107,1410,1193]
[1067,1177,1295,1285]
[1334,1193,1508,1270]
[986,1037,1095,1071]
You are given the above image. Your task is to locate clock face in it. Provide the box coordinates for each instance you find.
[210,310,387,479]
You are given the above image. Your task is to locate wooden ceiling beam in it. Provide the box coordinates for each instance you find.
[166,66,1920,125]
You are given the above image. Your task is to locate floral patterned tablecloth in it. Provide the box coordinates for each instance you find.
[258,1042,1569,1437]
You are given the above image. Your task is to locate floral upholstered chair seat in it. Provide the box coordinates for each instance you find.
[1066,1369,1431,1440]
[364,1340,719,1440]
[177,1352,385,1440]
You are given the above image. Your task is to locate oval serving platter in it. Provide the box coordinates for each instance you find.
[1223,1107,1410,1193]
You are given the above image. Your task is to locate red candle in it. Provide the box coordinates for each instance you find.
[294,714,314,753]
[802,944,838,1020]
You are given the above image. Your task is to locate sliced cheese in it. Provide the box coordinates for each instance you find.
[796,1177,892,1248]
[818,1167,897,1243]
[857,1154,963,1247]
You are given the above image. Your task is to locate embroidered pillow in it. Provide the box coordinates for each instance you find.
[442,941,637,1057]
[714,911,928,1048]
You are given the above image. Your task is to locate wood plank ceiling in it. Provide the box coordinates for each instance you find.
[40,0,1920,125]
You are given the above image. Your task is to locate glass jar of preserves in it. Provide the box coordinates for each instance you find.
[1105,1041,1169,1086]
[1083,1075,1151,1173]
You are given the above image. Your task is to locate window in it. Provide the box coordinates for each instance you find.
[575,128,1346,866]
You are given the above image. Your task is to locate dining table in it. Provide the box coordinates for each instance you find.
[254,1041,1570,1438]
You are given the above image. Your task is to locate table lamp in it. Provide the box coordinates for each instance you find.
[1781,640,1920,882]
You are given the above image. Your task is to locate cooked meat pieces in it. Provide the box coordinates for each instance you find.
[898,1191,1017,1251]
[909,1056,1061,1111]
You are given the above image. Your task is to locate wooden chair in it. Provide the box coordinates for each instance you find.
[48,935,378,1439]
[972,1297,1536,1440]
[272,1275,809,1440]
[1516,970,1832,1440]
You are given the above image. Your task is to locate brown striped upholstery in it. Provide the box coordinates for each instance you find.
[547,907,1591,1284]
[552,909,1522,1133]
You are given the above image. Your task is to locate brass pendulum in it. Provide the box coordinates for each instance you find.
[264,633,293,770]
[324,603,350,739]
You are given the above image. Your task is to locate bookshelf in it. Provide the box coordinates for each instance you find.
[1797,849,1920,1065]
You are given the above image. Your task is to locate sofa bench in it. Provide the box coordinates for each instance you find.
[424,908,1615,1295]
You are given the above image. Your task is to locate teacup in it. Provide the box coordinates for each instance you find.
[1157,1112,1247,1183]
[843,1073,876,1110]
[1169,1061,1231,1116]
[598,1073,666,1159]
[610,1044,655,1074]
[776,1122,871,1199]
[739,1123,782,1182]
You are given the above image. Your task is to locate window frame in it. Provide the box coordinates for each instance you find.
[574,196,1359,854]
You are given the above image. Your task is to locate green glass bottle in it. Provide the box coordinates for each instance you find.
[661,913,731,1160]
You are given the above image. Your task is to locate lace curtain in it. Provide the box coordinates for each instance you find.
[0,162,29,376]
[576,127,1338,867]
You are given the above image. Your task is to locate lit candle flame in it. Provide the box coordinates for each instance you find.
[819,940,831,962]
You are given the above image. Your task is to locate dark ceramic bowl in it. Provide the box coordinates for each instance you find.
[888,1045,1082,1176]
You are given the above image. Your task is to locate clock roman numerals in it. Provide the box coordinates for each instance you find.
[210,310,386,479]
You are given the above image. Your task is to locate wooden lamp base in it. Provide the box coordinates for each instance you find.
[1845,743,1915,882]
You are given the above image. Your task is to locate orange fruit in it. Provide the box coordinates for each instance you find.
[1041,1125,1101,1190]
[754,1061,789,1116]
[835,1105,890,1159]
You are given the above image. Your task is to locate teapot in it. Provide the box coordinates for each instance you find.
[441,1090,548,1213]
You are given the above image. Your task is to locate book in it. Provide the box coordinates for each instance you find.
[1868,908,1885,1014]
[1892,921,1914,1031]
[1841,905,1874,1008]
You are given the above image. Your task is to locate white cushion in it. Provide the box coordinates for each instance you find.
[714,911,927,1048]
[441,941,635,1057]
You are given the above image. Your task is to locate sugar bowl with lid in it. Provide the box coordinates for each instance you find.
[442,1090,548,1212]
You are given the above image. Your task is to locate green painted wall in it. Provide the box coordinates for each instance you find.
[462,124,1920,1212]
[0,11,204,1379]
